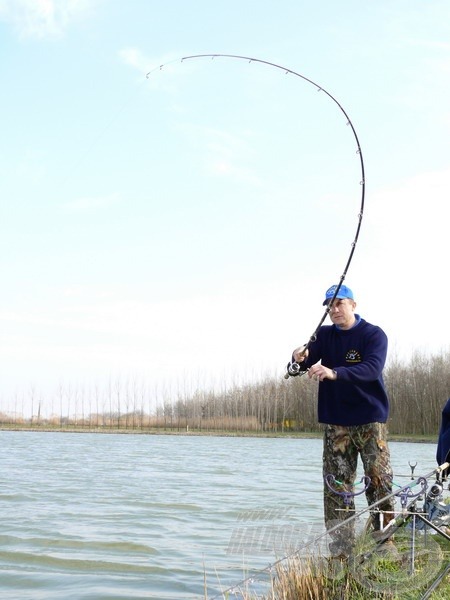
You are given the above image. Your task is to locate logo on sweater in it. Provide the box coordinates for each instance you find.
[345,349,362,363]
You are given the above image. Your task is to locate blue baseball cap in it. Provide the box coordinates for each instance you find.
[323,284,354,306]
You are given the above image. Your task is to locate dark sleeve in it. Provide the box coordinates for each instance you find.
[437,398,450,467]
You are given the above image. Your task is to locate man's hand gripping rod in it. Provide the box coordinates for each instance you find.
[284,281,344,379]
[284,347,309,378]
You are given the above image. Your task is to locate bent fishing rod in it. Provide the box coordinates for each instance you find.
[146,54,366,379]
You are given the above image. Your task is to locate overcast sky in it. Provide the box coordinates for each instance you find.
[0,0,449,414]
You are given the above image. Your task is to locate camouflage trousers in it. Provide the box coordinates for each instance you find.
[323,422,395,556]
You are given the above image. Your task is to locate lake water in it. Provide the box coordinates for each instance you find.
[0,431,439,599]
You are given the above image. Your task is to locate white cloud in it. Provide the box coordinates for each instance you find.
[173,122,262,185]
[0,278,293,400]
[0,0,94,39]
[61,191,120,213]
[118,47,152,74]
[204,127,261,185]
[119,48,204,97]
[349,165,450,359]
[119,48,182,77]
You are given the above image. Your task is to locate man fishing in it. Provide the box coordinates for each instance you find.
[290,284,396,558]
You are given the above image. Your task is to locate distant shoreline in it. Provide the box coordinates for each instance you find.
[0,425,438,444]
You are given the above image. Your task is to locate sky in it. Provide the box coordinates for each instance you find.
[0,0,449,415]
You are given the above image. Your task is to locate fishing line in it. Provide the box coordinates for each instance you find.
[146,53,368,597]
[146,54,365,378]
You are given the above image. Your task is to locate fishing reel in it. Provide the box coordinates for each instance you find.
[427,482,444,501]
[284,342,310,379]
[407,480,450,532]
[284,361,306,379]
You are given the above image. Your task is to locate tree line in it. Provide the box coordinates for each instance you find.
[162,349,450,436]
[1,349,449,436]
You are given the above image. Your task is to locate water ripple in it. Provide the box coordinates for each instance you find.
[0,431,437,599]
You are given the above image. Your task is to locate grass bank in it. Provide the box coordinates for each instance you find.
[0,424,439,444]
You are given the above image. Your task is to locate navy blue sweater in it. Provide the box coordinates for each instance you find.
[300,316,390,426]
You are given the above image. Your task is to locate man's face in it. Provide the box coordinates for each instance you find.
[327,298,356,329]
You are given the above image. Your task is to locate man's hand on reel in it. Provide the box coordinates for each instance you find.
[284,345,309,379]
